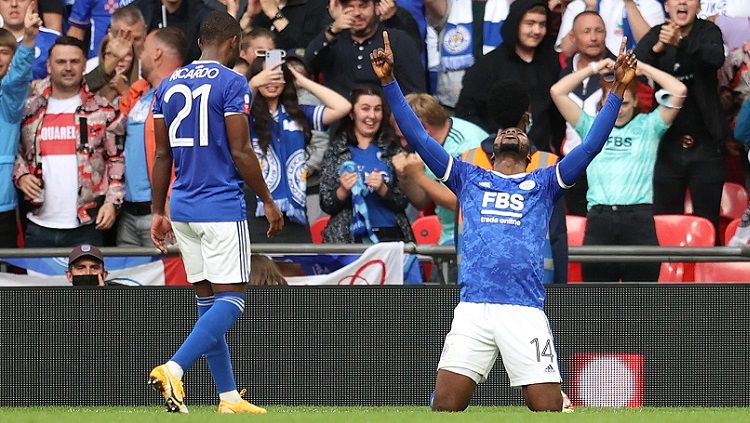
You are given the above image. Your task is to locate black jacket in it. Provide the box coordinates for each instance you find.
[454,0,564,152]
[634,18,728,144]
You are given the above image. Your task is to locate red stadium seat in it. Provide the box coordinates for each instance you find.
[724,218,741,245]
[683,183,748,243]
[653,215,716,283]
[566,215,586,284]
[412,215,441,245]
[310,216,330,244]
[694,261,750,283]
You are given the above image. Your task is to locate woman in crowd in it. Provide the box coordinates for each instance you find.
[250,254,288,286]
[319,85,415,244]
[248,57,351,243]
[551,58,686,282]
[96,34,137,105]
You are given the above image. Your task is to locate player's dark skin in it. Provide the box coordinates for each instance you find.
[371,31,637,412]
[151,32,284,297]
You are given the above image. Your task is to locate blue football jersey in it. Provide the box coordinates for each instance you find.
[445,159,566,309]
[153,61,252,223]
[20,27,60,80]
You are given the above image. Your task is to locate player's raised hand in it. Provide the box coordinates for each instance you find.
[22,1,41,47]
[370,31,394,84]
[613,37,637,89]
[264,202,284,238]
[151,213,174,254]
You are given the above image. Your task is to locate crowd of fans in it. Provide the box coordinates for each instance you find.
[1,0,749,283]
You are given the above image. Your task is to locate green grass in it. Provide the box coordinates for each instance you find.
[0,406,747,423]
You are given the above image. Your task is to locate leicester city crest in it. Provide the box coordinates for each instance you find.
[443,26,471,55]
[286,150,308,206]
[254,141,281,193]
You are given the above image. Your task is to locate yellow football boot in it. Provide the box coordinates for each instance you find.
[148,364,188,414]
[217,389,267,414]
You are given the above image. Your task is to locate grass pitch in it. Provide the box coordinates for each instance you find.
[0,406,746,423]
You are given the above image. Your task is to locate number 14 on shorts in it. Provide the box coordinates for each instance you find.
[530,338,554,363]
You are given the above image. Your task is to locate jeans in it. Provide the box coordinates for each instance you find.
[25,221,103,248]
[116,210,153,247]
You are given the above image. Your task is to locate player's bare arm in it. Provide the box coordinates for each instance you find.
[225,114,284,238]
[150,117,175,253]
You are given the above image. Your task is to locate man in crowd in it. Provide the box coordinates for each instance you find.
[133,0,211,63]
[0,2,40,247]
[634,0,727,240]
[455,0,564,152]
[116,27,187,246]
[14,36,126,247]
[304,0,425,97]
[0,0,60,79]
[66,244,108,286]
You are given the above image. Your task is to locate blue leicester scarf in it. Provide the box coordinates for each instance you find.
[252,106,308,225]
[441,0,509,71]
[339,161,378,243]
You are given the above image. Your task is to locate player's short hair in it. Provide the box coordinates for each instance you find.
[111,5,146,26]
[405,93,449,128]
[240,27,275,51]
[487,80,530,130]
[152,26,188,64]
[0,28,17,53]
[49,36,87,58]
[572,10,605,29]
[199,11,242,46]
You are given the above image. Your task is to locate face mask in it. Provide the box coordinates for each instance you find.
[71,274,100,286]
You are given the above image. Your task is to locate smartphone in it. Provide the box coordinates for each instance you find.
[264,49,286,70]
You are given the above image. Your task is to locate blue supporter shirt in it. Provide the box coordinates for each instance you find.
[153,61,252,222]
[124,88,154,202]
[20,27,60,80]
[68,0,135,59]
[348,143,397,228]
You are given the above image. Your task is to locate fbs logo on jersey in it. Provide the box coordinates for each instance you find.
[479,191,524,226]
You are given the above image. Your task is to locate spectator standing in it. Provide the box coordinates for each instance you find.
[67,0,137,60]
[555,0,664,56]
[634,0,727,239]
[133,0,212,63]
[392,93,487,244]
[14,36,126,247]
[116,26,186,246]
[455,0,565,152]
[424,0,511,107]
[250,0,329,50]
[319,85,415,243]
[0,0,60,79]
[304,0,425,97]
[247,56,350,242]
[0,5,40,248]
[551,57,686,282]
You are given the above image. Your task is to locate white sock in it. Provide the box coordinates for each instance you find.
[219,390,242,403]
[165,361,184,380]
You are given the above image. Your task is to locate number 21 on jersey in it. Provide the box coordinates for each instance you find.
[163,83,211,147]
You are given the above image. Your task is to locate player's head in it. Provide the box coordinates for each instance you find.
[47,36,87,93]
[198,11,242,67]
[0,0,32,31]
[340,0,379,38]
[239,27,276,63]
[66,244,107,286]
[0,28,17,79]
[601,78,640,127]
[110,6,147,54]
[571,11,606,60]
[140,27,188,85]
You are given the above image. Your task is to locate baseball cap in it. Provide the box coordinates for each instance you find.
[68,244,104,266]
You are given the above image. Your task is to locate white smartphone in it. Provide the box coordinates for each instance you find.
[264,49,286,70]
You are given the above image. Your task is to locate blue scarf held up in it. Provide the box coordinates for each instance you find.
[339,160,379,243]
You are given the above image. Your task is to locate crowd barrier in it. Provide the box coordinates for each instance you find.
[0,285,747,407]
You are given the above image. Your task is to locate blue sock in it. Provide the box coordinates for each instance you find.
[195,295,237,394]
[172,292,245,372]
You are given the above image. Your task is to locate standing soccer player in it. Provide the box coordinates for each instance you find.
[372,32,636,411]
[148,11,284,414]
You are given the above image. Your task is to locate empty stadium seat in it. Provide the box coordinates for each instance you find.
[653,215,716,282]
[565,215,586,284]
[412,215,441,245]
[310,216,331,244]
[724,218,741,245]
[694,261,750,283]
[683,183,748,243]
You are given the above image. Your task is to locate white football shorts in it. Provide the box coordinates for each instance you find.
[437,302,562,387]
[171,221,251,284]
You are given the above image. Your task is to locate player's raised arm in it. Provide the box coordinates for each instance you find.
[225,114,284,238]
[371,31,452,181]
[557,37,636,187]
